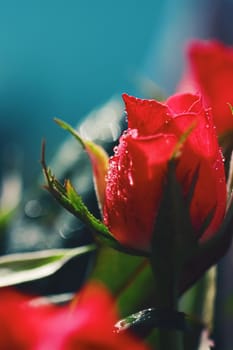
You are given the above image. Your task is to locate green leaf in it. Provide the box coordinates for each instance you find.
[54,118,109,213]
[0,245,96,287]
[115,306,207,350]
[90,246,154,317]
[115,308,186,337]
[0,209,15,231]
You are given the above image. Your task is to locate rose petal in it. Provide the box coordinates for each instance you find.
[178,40,233,135]
[122,93,169,136]
[104,130,178,251]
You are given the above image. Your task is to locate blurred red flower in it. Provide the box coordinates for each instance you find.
[103,93,226,252]
[0,283,149,350]
[178,40,233,135]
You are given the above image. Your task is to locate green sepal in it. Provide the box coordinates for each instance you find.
[54,118,109,213]
[151,160,198,308]
[54,118,86,147]
[41,142,146,256]
[170,121,197,160]
[42,142,111,238]
[181,197,233,292]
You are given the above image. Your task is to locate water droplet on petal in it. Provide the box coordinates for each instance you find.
[113,146,119,155]
[128,172,134,186]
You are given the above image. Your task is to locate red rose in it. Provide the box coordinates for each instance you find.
[177,40,233,135]
[0,284,149,349]
[103,93,226,252]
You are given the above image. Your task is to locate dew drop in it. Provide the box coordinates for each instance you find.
[114,148,119,158]
[128,172,134,186]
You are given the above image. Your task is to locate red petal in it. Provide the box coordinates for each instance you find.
[0,285,149,350]
[169,110,218,159]
[169,106,226,239]
[122,93,169,136]
[104,130,177,251]
[166,93,203,114]
[179,40,233,135]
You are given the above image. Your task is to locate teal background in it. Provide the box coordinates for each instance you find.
[0,0,221,181]
[0,0,163,180]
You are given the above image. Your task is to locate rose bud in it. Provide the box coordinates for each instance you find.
[103,93,226,252]
[177,40,233,136]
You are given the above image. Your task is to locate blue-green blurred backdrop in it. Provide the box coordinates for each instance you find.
[0,0,231,181]
[0,0,163,181]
